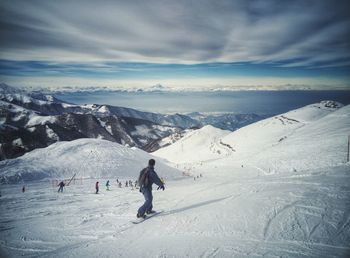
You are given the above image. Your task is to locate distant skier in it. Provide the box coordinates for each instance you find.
[22,185,25,193]
[95,181,99,194]
[106,180,110,191]
[125,181,128,187]
[137,159,165,218]
[58,181,65,193]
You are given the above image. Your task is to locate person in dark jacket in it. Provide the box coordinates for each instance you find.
[95,181,99,194]
[58,181,65,193]
[137,159,164,218]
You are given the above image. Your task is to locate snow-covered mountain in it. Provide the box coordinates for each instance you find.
[0,138,180,184]
[0,84,187,159]
[0,99,180,159]
[220,100,348,173]
[153,101,349,173]
[1,100,349,258]
[0,83,267,159]
[0,84,200,128]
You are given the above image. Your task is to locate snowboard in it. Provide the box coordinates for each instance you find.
[131,211,163,224]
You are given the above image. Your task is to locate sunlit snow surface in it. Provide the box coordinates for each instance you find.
[1,101,350,257]
[1,166,349,257]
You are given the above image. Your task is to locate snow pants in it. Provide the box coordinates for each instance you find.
[58,186,63,193]
[138,188,153,216]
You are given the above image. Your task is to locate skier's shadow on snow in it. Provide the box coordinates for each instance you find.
[160,196,229,216]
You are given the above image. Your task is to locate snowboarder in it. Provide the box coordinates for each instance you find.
[57,181,65,193]
[137,159,165,218]
[106,180,110,191]
[95,181,99,194]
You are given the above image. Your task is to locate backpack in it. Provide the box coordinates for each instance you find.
[138,167,150,189]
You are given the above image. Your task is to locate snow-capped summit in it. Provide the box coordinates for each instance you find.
[280,100,343,122]
[153,125,231,163]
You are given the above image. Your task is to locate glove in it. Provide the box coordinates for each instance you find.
[159,185,165,191]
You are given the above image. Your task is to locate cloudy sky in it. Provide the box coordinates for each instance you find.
[0,0,349,90]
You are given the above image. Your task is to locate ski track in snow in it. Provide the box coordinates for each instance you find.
[1,165,349,258]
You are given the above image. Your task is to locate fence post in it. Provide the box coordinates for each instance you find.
[348,135,350,162]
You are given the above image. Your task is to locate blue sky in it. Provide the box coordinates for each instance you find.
[0,0,349,90]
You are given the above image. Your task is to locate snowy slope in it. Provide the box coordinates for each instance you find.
[221,101,343,158]
[0,163,349,257]
[153,101,345,165]
[152,101,348,175]
[153,125,231,163]
[249,104,350,173]
[0,101,349,258]
[0,138,181,183]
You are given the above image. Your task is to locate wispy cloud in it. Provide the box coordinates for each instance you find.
[0,0,349,67]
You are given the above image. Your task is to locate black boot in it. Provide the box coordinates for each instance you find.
[137,213,146,218]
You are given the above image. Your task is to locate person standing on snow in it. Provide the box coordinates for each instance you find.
[58,181,65,193]
[95,181,99,194]
[106,180,110,191]
[137,159,165,218]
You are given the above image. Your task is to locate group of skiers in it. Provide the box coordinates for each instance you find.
[56,178,143,194]
[55,158,165,219]
[94,179,141,194]
[193,174,203,181]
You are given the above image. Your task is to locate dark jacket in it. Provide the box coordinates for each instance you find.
[139,166,163,191]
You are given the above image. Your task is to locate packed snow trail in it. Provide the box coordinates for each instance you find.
[1,164,349,257]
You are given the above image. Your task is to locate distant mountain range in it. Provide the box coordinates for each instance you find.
[0,83,266,160]
[22,83,331,93]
